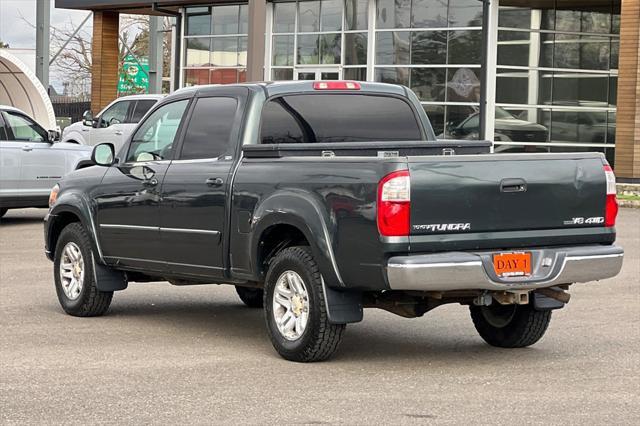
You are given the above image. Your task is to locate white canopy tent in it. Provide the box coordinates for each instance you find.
[0,49,56,130]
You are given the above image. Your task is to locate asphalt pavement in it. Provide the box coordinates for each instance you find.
[1,208,638,425]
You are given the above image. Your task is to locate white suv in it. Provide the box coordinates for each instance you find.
[61,94,164,151]
[0,106,93,218]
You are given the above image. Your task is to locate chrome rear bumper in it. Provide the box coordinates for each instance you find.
[386,245,623,291]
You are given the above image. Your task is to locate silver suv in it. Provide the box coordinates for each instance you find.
[61,94,164,151]
[0,106,92,218]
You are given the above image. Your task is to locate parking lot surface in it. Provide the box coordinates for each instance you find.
[1,208,638,425]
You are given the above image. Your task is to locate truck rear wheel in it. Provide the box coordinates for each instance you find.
[235,286,263,308]
[54,223,114,317]
[470,303,551,348]
[264,246,345,362]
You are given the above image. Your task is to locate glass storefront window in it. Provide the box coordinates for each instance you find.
[411,31,447,64]
[297,34,320,64]
[321,33,341,64]
[448,0,483,27]
[272,68,294,81]
[344,67,367,81]
[321,0,343,31]
[412,0,447,28]
[299,1,321,32]
[212,5,240,35]
[411,68,446,102]
[211,37,239,67]
[375,31,410,65]
[496,2,619,159]
[185,38,210,67]
[183,5,247,87]
[345,0,368,30]
[447,30,482,64]
[186,8,211,36]
[377,0,411,29]
[273,35,295,66]
[274,2,296,33]
[344,33,368,65]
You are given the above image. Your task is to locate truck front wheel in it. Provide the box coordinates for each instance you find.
[470,303,551,348]
[264,246,345,362]
[53,223,114,317]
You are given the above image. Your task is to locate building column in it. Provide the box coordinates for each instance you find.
[615,0,640,181]
[91,11,119,113]
[247,0,267,82]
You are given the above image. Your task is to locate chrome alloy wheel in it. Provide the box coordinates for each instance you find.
[272,270,310,341]
[59,242,85,300]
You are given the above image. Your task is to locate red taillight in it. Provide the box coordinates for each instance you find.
[604,164,618,227]
[377,170,410,236]
[313,81,361,90]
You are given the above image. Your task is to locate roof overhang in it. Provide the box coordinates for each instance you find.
[55,0,240,15]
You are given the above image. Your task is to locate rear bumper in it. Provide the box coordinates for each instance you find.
[386,245,623,291]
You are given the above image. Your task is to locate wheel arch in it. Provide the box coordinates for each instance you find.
[48,195,103,263]
[250,191,343,288]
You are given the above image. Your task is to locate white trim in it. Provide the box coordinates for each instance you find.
[366,0,375,81]
[483,0,499,148]
[497,103,616,112]
[264,2,274,80]
[494,141,614,148]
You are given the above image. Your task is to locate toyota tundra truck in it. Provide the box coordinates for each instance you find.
[44,81,624,362]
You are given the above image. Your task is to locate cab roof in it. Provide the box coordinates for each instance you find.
[171,81,409,99]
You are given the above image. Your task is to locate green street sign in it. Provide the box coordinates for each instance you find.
[118,54,149,94]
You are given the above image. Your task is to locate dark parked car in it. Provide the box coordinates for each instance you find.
[45,81,623,362]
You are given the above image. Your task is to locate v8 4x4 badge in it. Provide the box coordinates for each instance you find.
[564,217,604,225]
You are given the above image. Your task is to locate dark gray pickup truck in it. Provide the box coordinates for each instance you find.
[45,81,623,362]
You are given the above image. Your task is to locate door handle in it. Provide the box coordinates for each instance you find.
[206,177,224,187]
[114,130,123,136]
[500,178,527,193]
[143,178,159,187]
[21,146,33,152]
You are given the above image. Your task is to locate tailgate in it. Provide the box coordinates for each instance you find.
[409,153,607,235]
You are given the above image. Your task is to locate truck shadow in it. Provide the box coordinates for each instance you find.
[98,299,551,364]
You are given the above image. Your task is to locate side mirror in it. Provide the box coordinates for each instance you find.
[48,129,60,142]
[82,110,93,127]
[91,143,115,167]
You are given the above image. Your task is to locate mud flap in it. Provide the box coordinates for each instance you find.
[532,291,565,311]
[322,278,363,324]
[93,255,128,291]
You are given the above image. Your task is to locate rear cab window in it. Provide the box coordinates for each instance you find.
[259,94,423,144]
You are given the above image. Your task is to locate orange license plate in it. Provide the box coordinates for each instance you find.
[493,252,532,277]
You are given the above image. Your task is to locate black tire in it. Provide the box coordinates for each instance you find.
[264,246,345,362]
[235,286,264,308]
[54,222,113,317]
[470,303,551,348]
[0,208,7,218]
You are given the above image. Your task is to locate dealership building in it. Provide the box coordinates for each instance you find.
[57,0,638,181]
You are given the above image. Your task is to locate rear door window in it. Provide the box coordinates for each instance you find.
[179,97,238,160]
[129,100,158,123]
[259,94,423,144]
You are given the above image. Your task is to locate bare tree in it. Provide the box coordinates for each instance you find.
[20,12,173,97]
